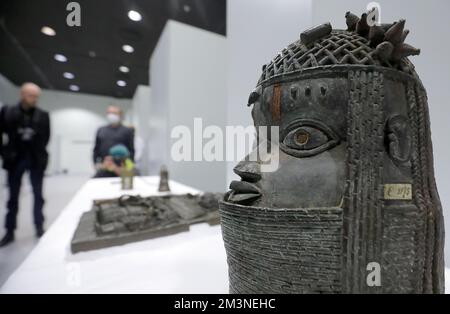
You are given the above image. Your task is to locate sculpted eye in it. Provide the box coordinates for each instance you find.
[281,120,340,157]
[284,127,328,150]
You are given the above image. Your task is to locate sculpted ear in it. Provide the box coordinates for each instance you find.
[385,115,412,164]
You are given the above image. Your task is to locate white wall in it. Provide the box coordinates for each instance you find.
[151,21,227,192]
[150,20,172,177]
[312,0,450,274]
[0,74,19,106]
[226,0,313,184]
[131,85,152,175]
[0,74,18,185]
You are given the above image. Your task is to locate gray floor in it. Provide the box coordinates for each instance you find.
[0,172,88,287]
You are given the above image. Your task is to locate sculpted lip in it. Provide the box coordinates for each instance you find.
[227,181,261,204]
[230,180,261,194]
[227,192,261,204]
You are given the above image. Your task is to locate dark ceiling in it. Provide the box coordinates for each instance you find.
[0,0,226,99]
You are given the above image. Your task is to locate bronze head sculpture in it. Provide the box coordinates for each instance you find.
[219,12,445,294]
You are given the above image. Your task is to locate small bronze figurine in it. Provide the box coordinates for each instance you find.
[121,168,134,190]
[220,11,444,294]
[158,165,171,192]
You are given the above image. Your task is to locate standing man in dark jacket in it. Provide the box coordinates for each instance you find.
[93,105,134,168]
[0,83,50,247]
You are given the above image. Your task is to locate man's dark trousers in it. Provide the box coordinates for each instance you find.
[5,157,45,232]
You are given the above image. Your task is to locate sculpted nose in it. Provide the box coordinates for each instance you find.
[233,160,261,182]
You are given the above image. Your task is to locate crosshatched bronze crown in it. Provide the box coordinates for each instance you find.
[258,12,420,86]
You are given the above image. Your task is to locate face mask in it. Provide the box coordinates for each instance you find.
[107,113,121,125]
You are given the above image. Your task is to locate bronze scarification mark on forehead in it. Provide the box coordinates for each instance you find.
[272,83,282,124]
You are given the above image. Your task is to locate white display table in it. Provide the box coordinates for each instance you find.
[0,176,229,294]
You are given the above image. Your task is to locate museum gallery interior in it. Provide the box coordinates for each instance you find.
[0,0,450,296]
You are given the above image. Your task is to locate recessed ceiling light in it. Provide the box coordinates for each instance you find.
[183,5,191,13]
[63,72,75,79]
[41,26,56,36]
[117,80,127,87]
[69,85,80,92]
[54,54,67,62]
[128,10,142,22]
[122,44,134,53]
[88,51,96,58]
[119,66,130,73]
